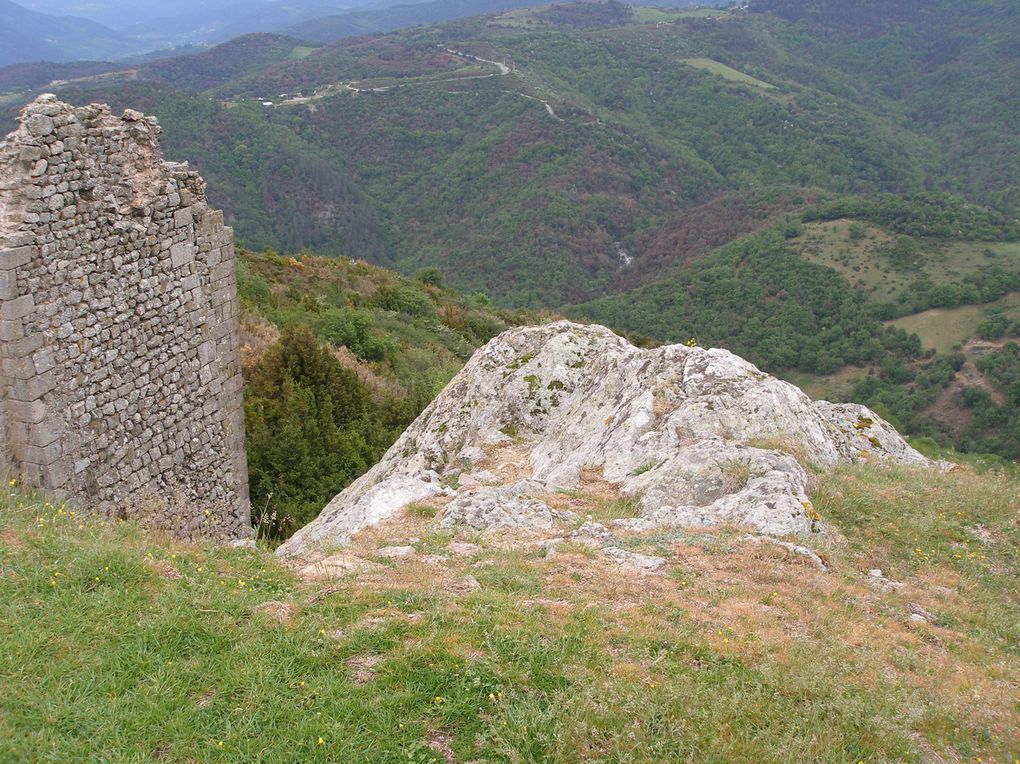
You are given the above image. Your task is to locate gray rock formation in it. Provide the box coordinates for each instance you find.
[278,321,930,557]
[0,95,249,539]
[437,480,574,532]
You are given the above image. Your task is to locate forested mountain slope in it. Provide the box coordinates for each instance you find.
[2,0,1019,460]
[8,0,1016,303]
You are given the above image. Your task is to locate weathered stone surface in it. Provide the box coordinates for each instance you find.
[278,321,931,558]
[567,521,614,547]
[446,541,480,556]
[0,95,249,539]
[376,545,416,559]
[450,575,481,593]
[298,553,386,581]
[746,534,828,571]
[437,480,562,533]
[290,472,452,552]
[601,546,667,573]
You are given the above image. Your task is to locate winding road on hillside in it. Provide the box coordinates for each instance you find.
[260,45,562,121]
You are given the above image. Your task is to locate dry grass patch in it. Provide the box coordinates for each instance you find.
[467,438,537,484]
[256,600,299,625]
[0,526,25,550]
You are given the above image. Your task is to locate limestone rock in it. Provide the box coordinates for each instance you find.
[298,553,386,581]
[601,546,667,573]
[437,481,560,533]
[568,521,614,547]
[450,575,481,593]
[746,534,828,571]
[376,545,416,559]
[446,541,480,556]
[611,518,656,532]
[278,321,930,558]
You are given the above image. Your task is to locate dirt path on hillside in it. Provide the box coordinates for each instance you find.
[257,45,566,123]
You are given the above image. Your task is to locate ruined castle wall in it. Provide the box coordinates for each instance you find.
[0,95,250,539]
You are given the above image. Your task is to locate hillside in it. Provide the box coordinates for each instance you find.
[7,0,1015,300]
[0,0,133,66]
[234,248,546,538]
[2,0,1019,463]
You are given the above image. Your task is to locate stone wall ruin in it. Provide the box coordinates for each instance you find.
[0,94,250,539]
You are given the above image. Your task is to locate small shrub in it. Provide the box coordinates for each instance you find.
[720,459,751,492]
[631,460,657,476]
[406,502,438,519]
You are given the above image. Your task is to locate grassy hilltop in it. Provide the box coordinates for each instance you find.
[0,459,1017,762]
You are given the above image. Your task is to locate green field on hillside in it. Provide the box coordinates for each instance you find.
[681,58,776,89]
[632,7,727,23]
[287,45,320,60]
[794,220,1020,304]
[887,293,1020,354]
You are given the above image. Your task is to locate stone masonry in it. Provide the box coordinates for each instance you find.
[0,94,250,539]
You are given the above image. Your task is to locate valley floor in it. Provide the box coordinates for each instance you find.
[0,463,1017,762]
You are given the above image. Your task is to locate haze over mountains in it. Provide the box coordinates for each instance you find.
[0,0,367,64]
[0,0,713,65]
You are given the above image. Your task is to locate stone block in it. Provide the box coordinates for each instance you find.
[24,113,55,137]
[43,461,72,490]
[2,355,35,380]
[9,399,48,424]
[174,207,193,227]
[9,370,57,399]
[0,270,17,300]
[169,242,195,268]
[33,348,56,374]
[28,416,64,447]
[20,441,62,466]
[0,246,36,270]
[8,333,43,358]
[0,319,25,342]
[1,293,34,320]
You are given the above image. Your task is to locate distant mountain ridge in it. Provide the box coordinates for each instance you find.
[284,0,573,42]
[0,0,367,65]
[0,0,135,65]
[1,0,618,66]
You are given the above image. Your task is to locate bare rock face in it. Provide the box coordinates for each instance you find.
[277,321,930,558]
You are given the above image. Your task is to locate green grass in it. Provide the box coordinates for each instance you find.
[287,45,319,60]
[884,293,1020,353]
[681,58,776,90]
[787,365,868,403]
[794,220,1020,304]
[812,464,1020,644]
[887,304,990,353]
[908,436,1018,474]
[632,6,727,22]
[1,464,1019,762]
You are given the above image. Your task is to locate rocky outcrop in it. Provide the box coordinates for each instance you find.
[278,321,930,558]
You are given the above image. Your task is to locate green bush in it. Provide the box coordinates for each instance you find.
[373,284,436,319]
[244,324,393,539]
